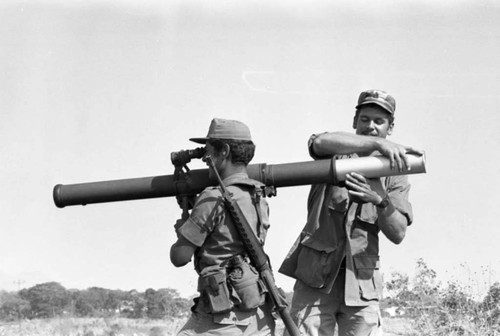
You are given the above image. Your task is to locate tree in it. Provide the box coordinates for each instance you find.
[385,271,409,301]
[412,258,440,305]
[383,271,419,310]
[0,291,30,321]
[19,282,69,318]
[126,290,146,319]
[157,288,191,318]
[72,287,120,317]
[72,290,97,317]
[145,288,164,319]
[144,288,191,319]
[105,289,125,312]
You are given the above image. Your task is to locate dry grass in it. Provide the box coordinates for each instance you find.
[381,317,416,336]
[0,317,187,336]
[0,315,497,336]
[0,316,426,336]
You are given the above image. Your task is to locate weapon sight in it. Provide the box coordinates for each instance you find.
[53,153,426,208]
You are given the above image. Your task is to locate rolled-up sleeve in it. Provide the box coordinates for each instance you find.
[387,175,414,225]
[308,133,328,160]
[177,189,224,246]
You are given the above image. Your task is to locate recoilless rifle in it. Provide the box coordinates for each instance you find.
[53,148,426,208]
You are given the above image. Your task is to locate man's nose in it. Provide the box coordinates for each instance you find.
[202,152,210,163]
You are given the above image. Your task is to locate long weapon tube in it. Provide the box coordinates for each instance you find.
[53,152,426,208]
[205,156,301,336]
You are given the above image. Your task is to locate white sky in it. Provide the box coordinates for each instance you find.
[1,0,499,299]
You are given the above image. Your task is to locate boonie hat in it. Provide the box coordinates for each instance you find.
[356,89,396,115]
[190,118,252,144]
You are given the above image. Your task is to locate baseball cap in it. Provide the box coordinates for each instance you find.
[356,89,396,115]
[190,118,252,144]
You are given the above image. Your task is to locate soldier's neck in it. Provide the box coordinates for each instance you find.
[220,163,248,180]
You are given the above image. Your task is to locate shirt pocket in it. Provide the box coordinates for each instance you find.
[327,186,349,213]
[357,203,377,225]
[353,255,381,301]
[294,234,337,289]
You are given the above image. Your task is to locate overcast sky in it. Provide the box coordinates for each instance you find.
[1,0,499,299]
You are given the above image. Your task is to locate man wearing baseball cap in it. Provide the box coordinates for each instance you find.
[279,90,423,336]
[171,118,276,335]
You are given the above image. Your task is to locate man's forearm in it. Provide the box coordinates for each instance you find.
[311,132,379,157]
[376,203,408,244]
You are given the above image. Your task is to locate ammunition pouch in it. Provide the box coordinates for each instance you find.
[197,256,266,314]
[227,255,266,311]
[198,265,234,314]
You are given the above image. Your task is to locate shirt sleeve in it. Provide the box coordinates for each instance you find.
[177,188,224,247]
[387,175,414,225]
[308,133,354,162]
[308,132,330,160]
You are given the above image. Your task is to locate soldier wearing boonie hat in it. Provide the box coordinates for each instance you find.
[279,90,423,336]
[189,118,253,144]
[171,118,276,336]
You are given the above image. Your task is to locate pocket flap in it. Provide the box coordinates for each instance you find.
[353,255,380,269]
[357,204,378,224]
[301,234,336,253]
[213,311,253,326]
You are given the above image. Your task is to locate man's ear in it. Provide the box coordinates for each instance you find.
[222,143,231,158]
[352,115,358,130]
[387,122,395,136]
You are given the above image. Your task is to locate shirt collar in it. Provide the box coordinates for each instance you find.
[222,172,249,186]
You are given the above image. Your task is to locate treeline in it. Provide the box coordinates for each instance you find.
[2,258,499,335]
[0,282,192,321]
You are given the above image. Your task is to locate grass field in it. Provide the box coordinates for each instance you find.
[0,317,186,336]
[1,315,498,336]
[0,316,417,336]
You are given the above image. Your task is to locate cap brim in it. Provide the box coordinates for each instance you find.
[189,137,208,144]
[356,101,394,115]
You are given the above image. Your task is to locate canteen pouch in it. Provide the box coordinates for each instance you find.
[228,256,266,311]
[198,265,234,314]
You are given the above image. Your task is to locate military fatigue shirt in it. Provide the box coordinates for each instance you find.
[177,172,272,326]
[178,172,270,273]
[279,134,413,306]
